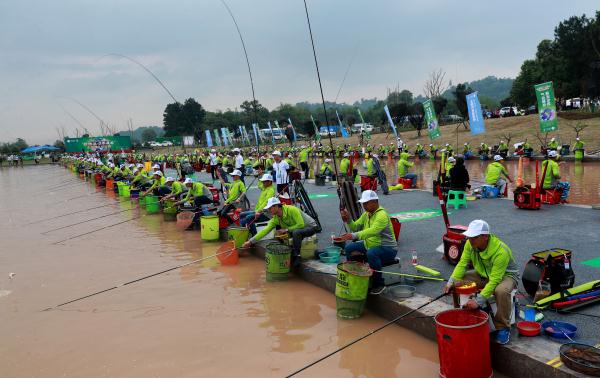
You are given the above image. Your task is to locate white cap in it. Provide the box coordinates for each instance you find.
[165,177,175,183]
[464,143,468,145]
[272,150,281,156]
[343,152,349,157]
[493,155,503,161]
[152,164,160,169]
[128,164,134,168]
[429,144,433,147]
[463,219,491,238]
[448,157,456,163]
[324,158,331,162]
[576,137,580,141]
[263,197,281,210]
[372,153,378,158]
[137,163,144,168]
[358,190,379,203]
[233,148,240,152]
[548,150,558,158]
[231,169,242,176]
[551,137,556,141]
[211,149,216,152]
[259,173,273,182]
[153,171,163,176]
[184,178,193,185]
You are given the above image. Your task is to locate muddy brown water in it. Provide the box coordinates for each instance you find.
[1,166,441,377]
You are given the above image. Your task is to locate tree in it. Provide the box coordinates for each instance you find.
[53,140,65,151]
[453,83,474,120]
[432,96,448,117]
[163,98,206,141]
[423,69,448,98]
[408,103,425,137]
[141,128,157,143]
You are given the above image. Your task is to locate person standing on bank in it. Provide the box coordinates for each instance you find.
[444,219,519,345]
[271,150,289,194]
[338,190,397,295]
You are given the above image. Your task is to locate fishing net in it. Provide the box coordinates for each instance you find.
[560,343,600,376]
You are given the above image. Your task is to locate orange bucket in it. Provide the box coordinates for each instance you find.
[106,179,114,190]
[217,241,239,266]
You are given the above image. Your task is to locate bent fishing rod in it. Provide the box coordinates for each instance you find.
[220,0,260,154]
[285,292,448,377]
[26,202,129,225]
[41,207,135,234]
[42,246,238,311]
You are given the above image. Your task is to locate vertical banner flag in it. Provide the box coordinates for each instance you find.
[288,118,297,142]
[383,105,399,138]
[252,123,259,144]
[267,121,275,144]
[242,126,250,145]
[423,100,440,140]
[274,120,283,140]
[221,128,229,146]
[238,125,244,144]
[205,130,213,147]
[336,110,349,138]
[534,82,558,133]
[466,92,486,135]
[310,115,321,141]
[213,129,221,147]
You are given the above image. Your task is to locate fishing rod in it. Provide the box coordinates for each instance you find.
[285,292,448,377]
[220,0,260,154]
[52,215,142,245]
[41,207,134,234]
[57,97,110,135]
[62,191,105,202]
[42,246,238,311]
[25,202,127,225]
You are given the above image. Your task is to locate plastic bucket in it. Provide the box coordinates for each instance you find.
[200,215,220,241]
[227,226,249,249]
[121,184,131,198]
[435,309,491,378]
[105,179,114,190]
[145,196,160,214]
[163,200,178,221]
[139,194,146,208]
[117,181,125,196]
[335,261,372,319]
[575,150,583,161]
[265,242,291,282]
[176,211,194,229]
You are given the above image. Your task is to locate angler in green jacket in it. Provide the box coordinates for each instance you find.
[218,169,247,224]
[444,219,518,345]
[240,173,275,234]
[338,190,397,295]
[485,155,512,196]
[542,150,570,202]
[243,197,318,267]
[339,153,351,179]
[397,152,417,188]
[320,158,333,178]
[299,146,312,178]
[143,171,166,196]
[175,178,214,230]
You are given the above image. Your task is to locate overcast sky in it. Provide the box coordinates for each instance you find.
[0,0,598,144]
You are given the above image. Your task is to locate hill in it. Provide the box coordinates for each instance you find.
[443,76,513,104]
[118,126,164,142]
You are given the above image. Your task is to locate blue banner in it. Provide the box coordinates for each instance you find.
[205,129,213,147]
[221,128,229,146]
[466,92,485,135]
[267,121,275,144]
[252,123,259,144]
[336,110,349,138]
[213,129,221,147]
[288,118,297,142]
[383,105,398,138]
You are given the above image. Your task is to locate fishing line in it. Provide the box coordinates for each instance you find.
[41,207,134,234]
[220,0,260,153]
[62,191,105,202]
[25,202,126,225]
[51,215,143,245]
[285,292,448,377]
[42,247,238,311]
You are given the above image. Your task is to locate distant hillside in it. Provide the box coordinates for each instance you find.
[444,76,513,102]
[118,126,164,142]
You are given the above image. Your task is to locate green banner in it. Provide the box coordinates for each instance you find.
[423,100,440,140]
[64,136,132,153]
[534,81,558,133]
[389,208,450,223]
[213,129,222,147]
[155,136,182,145]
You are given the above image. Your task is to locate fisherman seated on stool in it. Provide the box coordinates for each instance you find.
[240,174,275,235]
[542,150,570,203]
[485,155,512,196]
[242,197,319,269]
[142,171,166,197]
[174,178,213,230]
[444,220,519,345]
[320,158,333,179]
[218,169,247,224]
[338,190,397,296]
[160,177,185,203]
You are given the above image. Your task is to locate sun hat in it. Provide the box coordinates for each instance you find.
[358,190,379,203]
[463,219,491,238]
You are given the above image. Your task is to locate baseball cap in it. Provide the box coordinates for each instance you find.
[259,173,273,182]
[231,169,242,176]
[358,190,379,203]
[272,150,281,156]
[343,152,349,157]
[493,155,503,161]
[324,158,331,162]
[152,164,160,169]
[463,219,491,238]
[548,150,558,158]
[233,148,240,152]
[153,171,163,176]
[264,197,281,209]
[184,178,193,185]
[165,177,175,183]
[448,157,456,163]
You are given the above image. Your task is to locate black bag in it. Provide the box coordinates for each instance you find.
[522,248,575,297]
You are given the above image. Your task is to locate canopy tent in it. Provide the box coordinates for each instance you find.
[21,145,61,154]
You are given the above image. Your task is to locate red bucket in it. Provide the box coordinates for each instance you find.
[435,309,491,378]
[360,175,377,191]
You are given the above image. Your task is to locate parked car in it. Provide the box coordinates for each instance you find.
[351,123,374,133]
[499,106,518,117]
[442,115,463,123]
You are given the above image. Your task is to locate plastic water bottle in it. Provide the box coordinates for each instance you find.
[331,233,336,244]
[411,249,418,266]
